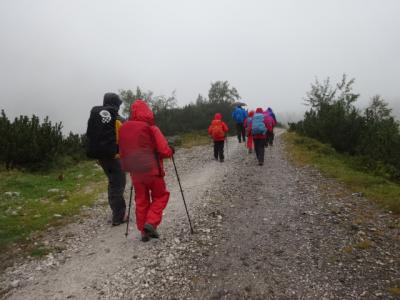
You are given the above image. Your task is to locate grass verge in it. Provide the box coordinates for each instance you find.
[174,131,212,148]
[0,160,106,267]
[283,132,400,213]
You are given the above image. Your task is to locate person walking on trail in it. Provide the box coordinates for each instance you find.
[232,105,248,143]
[208,113,229,162]
[264,107,277,146]
[250,108,268,166]
[119,99,174,242]
[86,93,127,226]
[244,110,254,153]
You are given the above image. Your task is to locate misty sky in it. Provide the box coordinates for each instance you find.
[0,0,399,133]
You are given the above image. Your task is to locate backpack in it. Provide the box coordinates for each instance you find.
[251,113,266,135]
[86,106,118,159]
[210,120,225,140]
[233,108,245,123]
[118,121,160,174]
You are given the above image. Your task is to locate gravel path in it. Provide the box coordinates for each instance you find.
[2,129,399,299]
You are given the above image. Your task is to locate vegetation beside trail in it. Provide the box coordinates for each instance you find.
[177,131,212,149]
[289,74,400,182]
[0,161,106,266]
[284,132,400,213]
[120,80,242,136]
[0,110,86,171]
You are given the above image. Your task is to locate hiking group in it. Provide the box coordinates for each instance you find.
[86,93,277,242]
[211,104,277,166]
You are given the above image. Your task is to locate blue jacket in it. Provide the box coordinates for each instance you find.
[232,107,248,124]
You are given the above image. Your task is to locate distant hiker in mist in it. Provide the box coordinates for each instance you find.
[264,107,277,146]
[86,93,127,226]
[119,100,174,242]
[250,108,268,166]
[208,113,229,162]
[244,110,254,153]
[232,105,248,143]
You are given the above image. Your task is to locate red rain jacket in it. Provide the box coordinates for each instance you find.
[244,111,255,136]
[208,113,229,141]
[119,100,173,177]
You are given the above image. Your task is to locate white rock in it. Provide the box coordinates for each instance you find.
[165,254,174,265]
[53,214,62,218]
[48,188,60,193]
[4,191,20,197]
[10,280,20,288]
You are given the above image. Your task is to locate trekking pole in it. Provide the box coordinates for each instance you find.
[171,155,194,234]
[125,186,133,238]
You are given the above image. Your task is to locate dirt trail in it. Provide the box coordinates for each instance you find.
[2,129,400,299]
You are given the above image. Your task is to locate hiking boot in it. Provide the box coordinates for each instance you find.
[112,219,126,226]
[112,212,127,226]
[248,149,253,154]
[258,161,264,166]
[144,223,160,239]
[141,232,150,242]
[219,159,224,163]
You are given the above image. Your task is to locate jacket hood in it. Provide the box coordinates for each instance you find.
[103,93,122,108]
[214,113,222,120]
[256,108,263,113]
[130,99,154,125]
[267,107,273,112]
[248,110,255,117]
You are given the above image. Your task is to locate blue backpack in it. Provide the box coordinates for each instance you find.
[252,113,266,135]
[233,107,246,123]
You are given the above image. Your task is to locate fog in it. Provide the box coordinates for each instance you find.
[0,0,399,133]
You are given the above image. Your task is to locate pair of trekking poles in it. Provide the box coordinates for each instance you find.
[125,155,194,238]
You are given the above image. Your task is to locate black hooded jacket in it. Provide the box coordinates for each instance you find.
[103,93,122,108]
[103,93,125,122]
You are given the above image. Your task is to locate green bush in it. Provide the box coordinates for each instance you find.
[291,75,400,181]
[0,110,86,171]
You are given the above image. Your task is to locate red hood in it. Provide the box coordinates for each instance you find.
[130,99,155,125]
[214,113,222,120]
[256,108,263,113]
[248,111,255,117]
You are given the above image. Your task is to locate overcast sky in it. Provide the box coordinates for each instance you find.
[0,0,399,133]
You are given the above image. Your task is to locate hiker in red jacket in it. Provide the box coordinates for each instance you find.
[244,110,254,153]
[250,108,269,166]
[208,113,229,162]
[119,100,173,242]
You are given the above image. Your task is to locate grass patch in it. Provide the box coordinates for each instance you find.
[0,160,106,264]
[29,245,51,257]
[177,131,212,148]
[389,287,400,296]
[354,239,373,250]
[284,132,400,213]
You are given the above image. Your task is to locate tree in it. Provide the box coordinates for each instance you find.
[151,90,178,114]
[120,87,153,118]
[208,81,240,104]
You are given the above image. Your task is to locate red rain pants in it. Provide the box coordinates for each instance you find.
[247,135,254,150]
[131,175,170,232]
